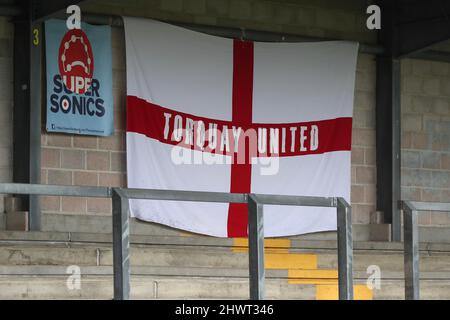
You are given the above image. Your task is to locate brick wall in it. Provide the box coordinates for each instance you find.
[352,53,377,224]
[40,27,126,216]
[39,0,379,224]
[27,0,450,228]
[0,17,13,214]
[401,59,450,226]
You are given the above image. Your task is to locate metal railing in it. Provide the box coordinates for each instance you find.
[400,200,450,300]
[0,183,354,300]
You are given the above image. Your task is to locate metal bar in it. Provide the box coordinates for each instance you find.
[0,183,111,198]
[337,197,354,300]
[4,4,450,61]
[121,188,339,207]
[12,15,31,213]
[77,13,450,60]
[375,56,402,242]
[403,203,419,300]
[29,19,41,231]
[0,4,22,16]
[407,201,450,212]
[122,188,246,204]
[410,50,450,64]
[391,59,402,241]
[0,183,355,210]
[82,13,450,62]
[395,5,450,57]
[254,194,337,208]
[0,182,355,300]
[112,188,130,300]
[47,12,384,55]
[30,0,88,23]
[248,194,265,300]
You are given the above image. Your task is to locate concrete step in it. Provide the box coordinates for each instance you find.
[4,197,25,212]
[0,232,450,271]
[0,274,450,299]
[1,230,450,299]
[38,212,450,243]
[5,211,28,231]
[0,275,316,299]
[317,252,450,272]
[40,213,389,241]
[3,230,450,252]
[1,265,450,281]
[2,240,450,272]
[0,244,313,269]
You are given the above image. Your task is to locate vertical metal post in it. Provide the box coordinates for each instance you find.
[337,198,354,300]
[13,17,31,213]
[112,188,130,300]
[29,20,42,231]
[391,59,402,242]
[403,202,419,300]
[248,194,265,300]
[376,56,401,242]
[376,0,402,242]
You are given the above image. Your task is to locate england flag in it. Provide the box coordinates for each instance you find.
[124,17,358,238]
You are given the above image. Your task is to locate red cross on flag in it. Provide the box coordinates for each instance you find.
[124,18,359,238]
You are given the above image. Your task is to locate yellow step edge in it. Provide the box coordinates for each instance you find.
[178,231,197,237]
[233,248,289,254]
[290,279,339,285]
[288,269,338,279]
[232,238,291,253]
[288,269,338,284]
[316,284,373,300]
[265,253,317,269]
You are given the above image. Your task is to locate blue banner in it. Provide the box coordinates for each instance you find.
[45,19,113,136]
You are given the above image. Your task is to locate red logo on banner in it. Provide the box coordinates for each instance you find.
[58,28,94,94]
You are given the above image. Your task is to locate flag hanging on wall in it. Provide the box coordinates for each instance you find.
[124,17,359,238]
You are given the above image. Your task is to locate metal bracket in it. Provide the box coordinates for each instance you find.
[337,197,354,300]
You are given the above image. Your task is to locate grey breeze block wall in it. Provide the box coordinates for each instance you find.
[0,17,14,215]
[401,59,450,225]
[0,0,448,228]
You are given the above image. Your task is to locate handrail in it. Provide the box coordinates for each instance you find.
[251,194,338,207]
[0,183,111,198]
[0,183,354,300]
[402,201,450,213]
[400,200,450,300]
[119,187,247,203]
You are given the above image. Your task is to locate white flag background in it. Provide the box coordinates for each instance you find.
[124,17,359,238]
